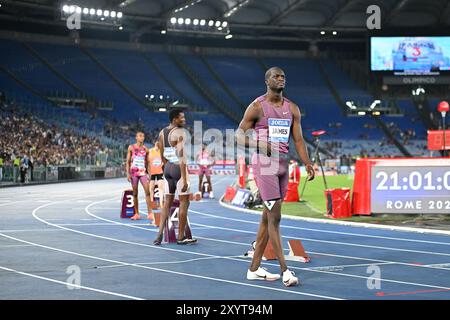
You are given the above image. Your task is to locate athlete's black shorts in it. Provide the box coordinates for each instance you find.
[151,173,164,181]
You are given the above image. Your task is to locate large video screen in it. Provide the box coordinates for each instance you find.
[370,36,450,74]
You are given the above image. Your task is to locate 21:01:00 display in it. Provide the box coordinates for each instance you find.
[375,171,450,191]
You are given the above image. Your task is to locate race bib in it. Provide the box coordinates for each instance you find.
[131,156,145,169]
[268,118,291,143]
[164,147,178,163]
[199,158,209,165]
[152,158,162,167]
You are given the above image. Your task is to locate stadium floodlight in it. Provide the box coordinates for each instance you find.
[320,31,325,35]
[346,101,356,109]
[145,94,149,98]
[159,107,167,112]
[159,95,163,100]
[170,17,177,24]
[62,5,70,13]
[118,26,123,30]
[200,19,206,26]
[370,100,381,109]
[173,100,179,106]
[222,21,228,27]
[178,17,184,24]
[69,5,76,13]
[208,20,214,26]
[193,19,199,25]
[96,9,103,16]
[117,12,123,18]
[111,11,117,18]
[90,8,96,15]
[104,10,110,17]
[185,18,191,25]
[161,30,167,34]
[215,20,221,27]
[218,27,223,31]
[76,7,82,14]
[225,34,233,39]
[358,111,366,116]
[83,8,89,14]
[100,17,105,21]
[332,31,337,35]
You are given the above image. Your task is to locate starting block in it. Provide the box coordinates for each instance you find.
[245,239,310,263]
[120,189,135,218]
[163,199,193,243]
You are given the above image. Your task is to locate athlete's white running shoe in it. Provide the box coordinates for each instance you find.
[247,267,280,281]
[209,191,215,199]
[282,269,299,287]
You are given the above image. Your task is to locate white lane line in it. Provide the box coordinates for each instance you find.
[77,199,450,290]
[88,199,450,272]
[188,220,450,258]
[0,229,64,233]
[0,244,33,248]
[189,209,450,246]
[219,197,450,236]
[95,255,244,269]
[0,265,144,300]
[0,231,341,300]
[57,223,120,227]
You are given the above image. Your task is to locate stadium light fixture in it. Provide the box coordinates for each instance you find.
[178,17,184,24]
[63,5,70,13]
[76,6,82,14]
[320,31,325,35]
[118,26,123,30]
[83,8,89,14]
[170,17,177,24]
[185,18,191,25]
[332,31,337,35]
[96,9,102,16]
[159,107,167,112]
[89,8,95,15]
[104,10,110,17]
[346,101,357,109]
[200,19,206,26]
[111,11,117,18]
[357,111,366,116]
[370,100,381,109]
[215,20,221,27]
[193,19,199,25]
[222,21,228,27]
[161,30,167,34]
[225,34,233,39]
[208,20,214,26]
[173,100,179,106]
[117,12,123,18]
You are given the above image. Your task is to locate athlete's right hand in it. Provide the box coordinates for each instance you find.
[127,175,131,182]
[181,180,189,193]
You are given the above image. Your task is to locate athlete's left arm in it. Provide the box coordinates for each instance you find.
[290,103,315,181]
[145,146,151,177]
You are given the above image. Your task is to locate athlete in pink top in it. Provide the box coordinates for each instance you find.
[236,67,315,287]
[196,143,215,198]
[126,131,154,223]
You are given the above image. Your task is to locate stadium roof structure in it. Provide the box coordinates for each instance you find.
[1,0,450,43]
